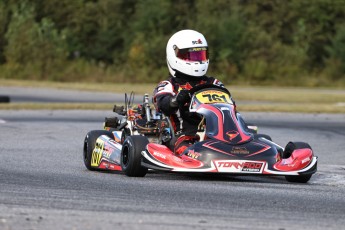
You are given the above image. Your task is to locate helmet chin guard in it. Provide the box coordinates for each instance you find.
[166,30,209,78]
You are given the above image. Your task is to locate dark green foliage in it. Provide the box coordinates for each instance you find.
[4,1,67,80]
[0,0,344,86]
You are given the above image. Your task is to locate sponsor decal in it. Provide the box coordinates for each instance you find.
[156,81,169,92]
[214,160,264,173]
[213,79,224,87]
[101,162,109,169]
[192,39,203,45]
[158,81,168,87]
[174,157,184,163]
[179,82,193,90]
[226,130,239,141]
[231,146,249,155]
[187,149,201,159]
[281,159,297,167]
[152,151,166,160]
[241,162,263,172]
[190,47,207,51]
[302,157,311,164]
[103,143,114,158]
[91,138,105,167]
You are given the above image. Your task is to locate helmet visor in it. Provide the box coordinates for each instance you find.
[175,47,208,62]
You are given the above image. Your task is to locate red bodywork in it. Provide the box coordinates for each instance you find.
[273,148,313,172]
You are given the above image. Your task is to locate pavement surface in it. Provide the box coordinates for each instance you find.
[0,86,142,103]
[0,110,344,230]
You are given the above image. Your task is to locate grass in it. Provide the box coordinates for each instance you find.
[1,79,345,113]
[228,86,345,104]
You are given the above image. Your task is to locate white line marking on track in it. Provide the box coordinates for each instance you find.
[0,119,6,124]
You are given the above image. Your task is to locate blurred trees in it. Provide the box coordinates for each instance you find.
[0,0,344,86]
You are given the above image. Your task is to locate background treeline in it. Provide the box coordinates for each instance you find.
[0,0,345,86]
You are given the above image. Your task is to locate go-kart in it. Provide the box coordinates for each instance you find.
[83,84,317,183]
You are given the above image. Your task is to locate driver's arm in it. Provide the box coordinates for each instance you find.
[153,80,178,115]
[155,94,177,115]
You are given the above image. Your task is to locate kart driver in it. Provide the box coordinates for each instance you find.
[153,29,226,155]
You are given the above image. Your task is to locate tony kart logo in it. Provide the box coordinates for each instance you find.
[214,160,265,173]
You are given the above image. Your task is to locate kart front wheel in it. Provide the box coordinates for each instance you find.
[121,135,149,177]
[283,141,313,183]
[83,130,114,171]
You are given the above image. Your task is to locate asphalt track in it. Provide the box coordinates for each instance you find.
[0,109,345,230]
[0,86,141,104]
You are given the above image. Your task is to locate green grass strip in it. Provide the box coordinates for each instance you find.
[1,102,344,113]
[1,79,345,113]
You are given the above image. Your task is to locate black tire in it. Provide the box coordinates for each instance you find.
[282,142,311,159]
[0,96,10,103]
[104,117,119,129]
[121,127,131,144]
[283,141,313,183]
[121,135,149,177]
[83,130,114,171]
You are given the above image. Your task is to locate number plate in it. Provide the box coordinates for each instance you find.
[195,90,231,104]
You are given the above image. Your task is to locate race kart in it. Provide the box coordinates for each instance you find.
[83,84,317,183]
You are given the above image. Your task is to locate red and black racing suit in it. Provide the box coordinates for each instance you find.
[153,73,224,155]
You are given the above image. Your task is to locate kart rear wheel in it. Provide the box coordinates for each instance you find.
[83,130,114,171]
[121,135,148,177]
[283,142,313,183]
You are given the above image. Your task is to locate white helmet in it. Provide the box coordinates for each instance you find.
[166,29,209,77]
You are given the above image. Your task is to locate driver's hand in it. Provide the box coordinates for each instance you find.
[176,90,191,105]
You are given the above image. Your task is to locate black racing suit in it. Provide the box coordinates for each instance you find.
[153,72,224,137]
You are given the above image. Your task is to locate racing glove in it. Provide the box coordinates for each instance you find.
[170,90,191,108]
